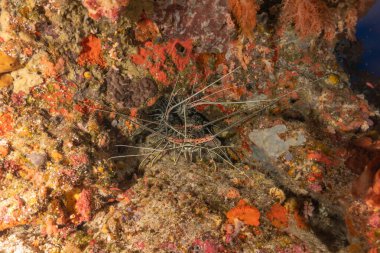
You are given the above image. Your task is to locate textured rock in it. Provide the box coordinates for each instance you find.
[27,152,47,168]
[153,0,234,53]
[11,67,43,94]
[107,71,158,108]
[249,125,306,159]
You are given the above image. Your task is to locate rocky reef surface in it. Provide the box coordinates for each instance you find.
[0,0,379,252]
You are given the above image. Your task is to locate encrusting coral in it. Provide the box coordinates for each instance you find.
[77,35,106,67]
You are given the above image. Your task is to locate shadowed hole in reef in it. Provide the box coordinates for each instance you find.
[308,203,349,251]
[94,115,143,189]
[256,0,282,28]
[297,195,348,251]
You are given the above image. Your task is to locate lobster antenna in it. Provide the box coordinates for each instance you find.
[167,66,241,113]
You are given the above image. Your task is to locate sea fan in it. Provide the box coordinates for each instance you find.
[280,0,336,41]
[228,0,259,38]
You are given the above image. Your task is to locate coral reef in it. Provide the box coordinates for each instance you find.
[0,0,378,252]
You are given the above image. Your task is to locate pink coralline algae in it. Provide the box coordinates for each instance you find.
[191,238,224,253]
[68,152,90,168]
[82,0,130,21]
[75,189,92,222]
[317,89,374,133]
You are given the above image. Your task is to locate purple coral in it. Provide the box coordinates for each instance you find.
[107,71,158,108]
[153,0,234,53]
